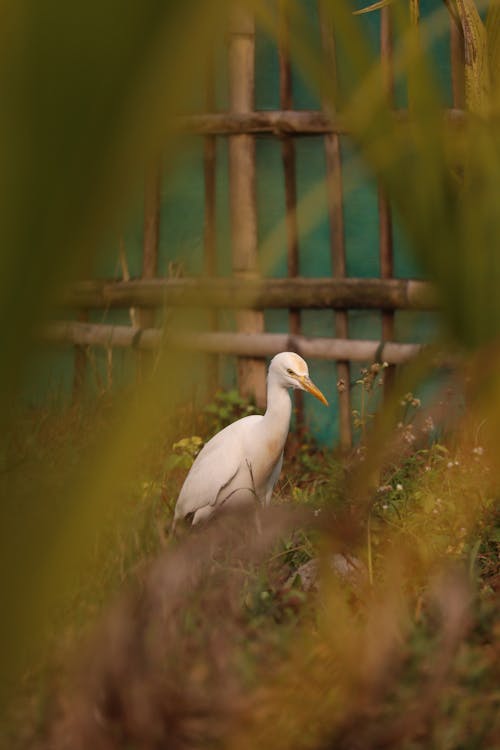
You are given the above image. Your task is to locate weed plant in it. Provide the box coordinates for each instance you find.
[2,378,499,749]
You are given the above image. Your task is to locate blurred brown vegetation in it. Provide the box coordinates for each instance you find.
[1,1,500,749]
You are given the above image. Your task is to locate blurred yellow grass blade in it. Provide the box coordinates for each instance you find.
[0,0,227,429]
[353,0,394,15]
[487,0,500,91]
[0,0,242,710]
[455,0,490,114]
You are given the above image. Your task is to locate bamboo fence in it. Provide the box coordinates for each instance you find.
[54,1,463,449]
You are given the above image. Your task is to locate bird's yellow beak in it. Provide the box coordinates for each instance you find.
[297,375,329,406]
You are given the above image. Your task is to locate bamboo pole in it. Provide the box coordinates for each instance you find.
[44,321,428,365]
[62,277,436,311]
[177,108,465,136]
[279,0,304,430]
[204,41,219,391]
[228,6,266,407]
[319,0,352,451]
[379,5,396,395]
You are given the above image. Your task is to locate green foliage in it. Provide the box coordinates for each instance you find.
[164,435,204,472]
[3,398,500,750]
[203,389,259,434]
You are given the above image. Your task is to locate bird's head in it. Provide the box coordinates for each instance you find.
[269,352,329,406]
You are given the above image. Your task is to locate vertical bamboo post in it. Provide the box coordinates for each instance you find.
[318,0,352,451]
[378,5,395,395]
[204,42,219,392]
[278,0,304,431]
[228,7,266,408]
[139,163,161,374]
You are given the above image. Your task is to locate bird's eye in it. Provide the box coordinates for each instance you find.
[287,368,295,376]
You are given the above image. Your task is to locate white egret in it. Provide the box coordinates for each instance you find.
[172,352,328,529]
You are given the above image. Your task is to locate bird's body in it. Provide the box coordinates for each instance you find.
[173,352,328,528]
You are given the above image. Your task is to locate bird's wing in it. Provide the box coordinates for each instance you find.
[173,416,261,522]
[264,450,283,505]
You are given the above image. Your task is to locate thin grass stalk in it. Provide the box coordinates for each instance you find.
[118,239,138,327]
[367,511,374,586]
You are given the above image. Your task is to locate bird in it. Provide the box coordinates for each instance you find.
[172,351,328,529]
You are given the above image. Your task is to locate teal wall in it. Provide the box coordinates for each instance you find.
[34,1,453,445]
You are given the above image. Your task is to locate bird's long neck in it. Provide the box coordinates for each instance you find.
[261,373,292,446]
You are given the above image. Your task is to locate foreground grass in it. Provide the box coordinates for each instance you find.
[1,392,499,749]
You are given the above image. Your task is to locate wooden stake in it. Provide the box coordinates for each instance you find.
[379,5,396,395]
[279,0,304,430]
[319,0,352,451]
[228,7,266,407]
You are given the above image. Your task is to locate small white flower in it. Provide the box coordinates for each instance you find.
[447,461,454,469]
[473,446,484,456]
[423,416,435,433]
[377,484,392,494]
[382,504,389,510]
[424,465,431,472]
[396,483,403,491]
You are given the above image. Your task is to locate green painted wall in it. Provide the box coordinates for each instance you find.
[33,2,453,445]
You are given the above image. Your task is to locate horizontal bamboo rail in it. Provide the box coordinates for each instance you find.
[177,108,465,136]
[62,277,436,311]
[44,321,426,364]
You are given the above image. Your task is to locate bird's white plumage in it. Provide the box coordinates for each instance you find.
[173,352,327,527]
